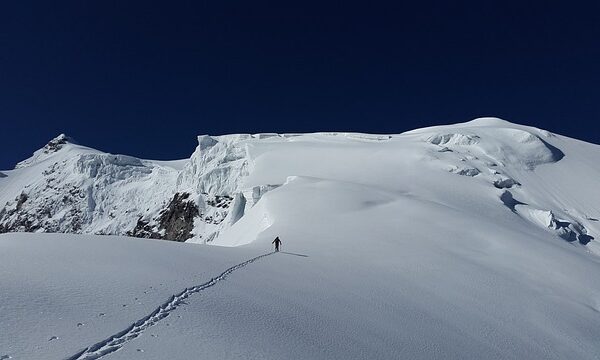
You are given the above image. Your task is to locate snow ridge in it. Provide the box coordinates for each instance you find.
[15,134,75,169]
[67,251,274,360]
[0,119,598,252]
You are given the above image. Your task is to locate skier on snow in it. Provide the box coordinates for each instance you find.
[272,236,282,252]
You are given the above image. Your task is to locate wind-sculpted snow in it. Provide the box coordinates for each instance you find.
[427,133,480,146]
[75,154,149,179]
[487,128,565,169]
[516,200,593,244]
[425,128,564,170]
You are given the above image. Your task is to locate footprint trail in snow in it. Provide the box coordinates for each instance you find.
[67,252,274,360]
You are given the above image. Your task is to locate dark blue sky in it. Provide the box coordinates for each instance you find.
[1,1,599,169]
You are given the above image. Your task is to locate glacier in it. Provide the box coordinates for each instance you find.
[1,118,600,359]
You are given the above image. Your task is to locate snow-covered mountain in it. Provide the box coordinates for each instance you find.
[0,118,598,252]
[2,118,600,359]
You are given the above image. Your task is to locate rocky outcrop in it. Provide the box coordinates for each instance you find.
[15,134,74,169]
[128,217,162,239]
[124,202,230,243]
[128,192,200,242]
[493,177,520,189]
[44,134,71,153]
[0,134,272,243]
[0,189,85,234]
[157,193,199,241]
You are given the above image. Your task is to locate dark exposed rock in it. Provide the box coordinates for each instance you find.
[128,217,162,239]
[16,193,28,210]
[0,214,39,233]
[578,234,594,245]
[128,193,201,242]
[493,178,521,189]
[206,195,233,208]
[43,134,74,154]
[158,193,199,241]
[449,167,480,177]
[0,175,87,234]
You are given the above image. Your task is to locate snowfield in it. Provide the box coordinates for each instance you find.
[1,118,600,359]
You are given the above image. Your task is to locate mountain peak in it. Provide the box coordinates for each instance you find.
[465,117,512,126]
[45,133,76,151]
[13,133,76,169]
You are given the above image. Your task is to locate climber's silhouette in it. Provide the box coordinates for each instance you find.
[272,236,282,252]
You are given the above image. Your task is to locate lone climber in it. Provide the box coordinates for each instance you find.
[272,236,282,252]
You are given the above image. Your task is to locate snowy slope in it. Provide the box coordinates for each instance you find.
[215,118,599,252]
[0,135,182,238]
[1,118,600,359]
[1,118,598,252]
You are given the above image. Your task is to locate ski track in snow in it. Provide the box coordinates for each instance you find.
[66,252,274,360]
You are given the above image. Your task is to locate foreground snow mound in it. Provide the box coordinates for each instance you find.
[2,210,600,359]
[0,233,268,360]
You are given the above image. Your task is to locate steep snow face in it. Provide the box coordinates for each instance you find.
[0,118,599,253]
[174,135,253,242]
[177,135,250,195]
[0,137,180,237]
[0,133,277,243]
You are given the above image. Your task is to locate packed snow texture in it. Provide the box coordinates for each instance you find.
[1,118,600,359]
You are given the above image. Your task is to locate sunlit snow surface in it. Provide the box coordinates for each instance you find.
[1,118,600,359]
